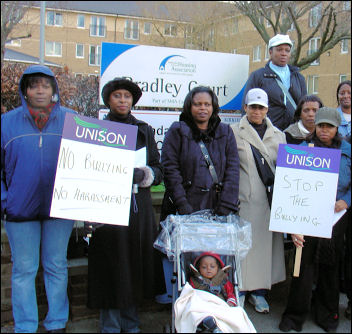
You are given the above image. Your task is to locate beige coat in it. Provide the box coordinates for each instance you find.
[231,116,286,291]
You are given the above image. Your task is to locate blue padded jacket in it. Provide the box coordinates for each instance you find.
[1,65,76,221]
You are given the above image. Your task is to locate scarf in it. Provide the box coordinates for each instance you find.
[28,103,55,130]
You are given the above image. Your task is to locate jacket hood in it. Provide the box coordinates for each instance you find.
[19,65,60,110]
[193,252,225,269]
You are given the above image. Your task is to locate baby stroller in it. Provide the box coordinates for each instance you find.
[154,210,255,333]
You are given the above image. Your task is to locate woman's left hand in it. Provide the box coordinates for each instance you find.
[335,200,348,213]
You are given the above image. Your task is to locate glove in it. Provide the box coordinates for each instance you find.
[133,168,145,184]
[177,201,193,215]
[215,205,232,216]
[84,222,104,237]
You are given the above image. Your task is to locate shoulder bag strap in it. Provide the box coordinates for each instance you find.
[275,78,297,114]
[250,144,275,186]
[198,140,220,190]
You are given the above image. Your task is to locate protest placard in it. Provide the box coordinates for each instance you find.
[50,113,137,226]
[269,144,341,238]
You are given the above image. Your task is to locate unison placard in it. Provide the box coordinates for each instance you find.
[269,144,341,238]
[50,113,137,226]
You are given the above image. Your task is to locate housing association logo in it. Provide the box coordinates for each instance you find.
[159,55,196,75]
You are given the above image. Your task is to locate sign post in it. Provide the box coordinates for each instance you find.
[269,144,342,276]
[50,113,137,226]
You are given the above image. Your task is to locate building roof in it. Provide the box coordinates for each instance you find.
[33,1,171,20]
[4,48,62,67]
[32,1,233,22]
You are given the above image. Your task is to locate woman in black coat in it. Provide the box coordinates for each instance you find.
[161,86,240,218]
[86,78,163,333]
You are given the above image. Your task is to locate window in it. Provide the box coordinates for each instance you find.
[164,23,177,37]
[47,11,62,26]
[340,74,348,83]
[343,1,351,10]
[5,39,21,47]
[185,25,195,48]
[231,17,239,34]
[264,45,269,60]
[76,44,84,58]
[77,14,85,28]
[89,45,101,66]
[307,75,319,94]
[144,22,151,34]
[90,16,105,37]
[341,39,349,54]
[45,41,62,56]
[253,45,261,62]
[308,38,320,65]
[124,20,139,40]
[309,3,322,28]
[265,11,271,27]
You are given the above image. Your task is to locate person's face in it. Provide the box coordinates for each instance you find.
[269,44,291,67]
[316,123,338,146]
[338,84,351,110]
[108,89,133,116]
[245,104,268,124]
[198,256,219,280]
[300,101,320,132]
[191,92,213,130]
[26,77,54,109]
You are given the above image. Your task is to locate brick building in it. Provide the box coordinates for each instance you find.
[5,1,351,107]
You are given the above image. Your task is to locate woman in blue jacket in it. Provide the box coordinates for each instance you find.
[279,107,351,333]
[1,65,76,333]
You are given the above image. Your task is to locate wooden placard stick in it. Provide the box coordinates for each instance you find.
[293,143,314,277]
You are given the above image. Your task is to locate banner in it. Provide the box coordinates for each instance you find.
[50,113,137,226]
[100,43,249,109]
[269,144,341,238]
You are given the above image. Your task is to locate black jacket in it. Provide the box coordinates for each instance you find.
[241,62,307,131]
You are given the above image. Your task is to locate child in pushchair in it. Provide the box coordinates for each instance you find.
[189,252,237,332]
[154,210,256,333]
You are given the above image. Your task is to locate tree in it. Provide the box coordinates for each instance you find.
[139,1,232,51]
[1,63,99,117]
[1,1,33,71]
[232,1,351,70]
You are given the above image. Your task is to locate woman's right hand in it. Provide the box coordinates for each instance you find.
[291,234,305,248]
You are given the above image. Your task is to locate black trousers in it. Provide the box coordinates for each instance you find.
[281,213,348,330]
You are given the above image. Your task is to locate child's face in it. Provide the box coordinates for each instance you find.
[199,256,219,279]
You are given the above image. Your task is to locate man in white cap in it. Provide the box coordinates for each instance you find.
[241,34,307,131]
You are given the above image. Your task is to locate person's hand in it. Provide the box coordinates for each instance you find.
[215,206,232,216]
[335,200,348,213]
[133,168,145,184]
[178,202,193,215]
[291,234,305,248]
[84,222,104,237]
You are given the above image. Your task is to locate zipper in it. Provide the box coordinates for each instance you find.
[39,134,42,147]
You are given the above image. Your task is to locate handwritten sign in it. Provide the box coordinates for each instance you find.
[50,113,137,226]
[269,144,341,238]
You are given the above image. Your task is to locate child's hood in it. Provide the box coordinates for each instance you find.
[193,252,225,269]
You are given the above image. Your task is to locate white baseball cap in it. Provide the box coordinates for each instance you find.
[268,34,293,49]
[245,88,269,108]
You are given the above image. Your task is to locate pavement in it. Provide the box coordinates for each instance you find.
[1,278,351,333]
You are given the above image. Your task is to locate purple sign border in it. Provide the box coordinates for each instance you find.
[276,144,341,174]
[62,113,137,151]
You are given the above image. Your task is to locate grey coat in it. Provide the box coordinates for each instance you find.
[231,116,286,291]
